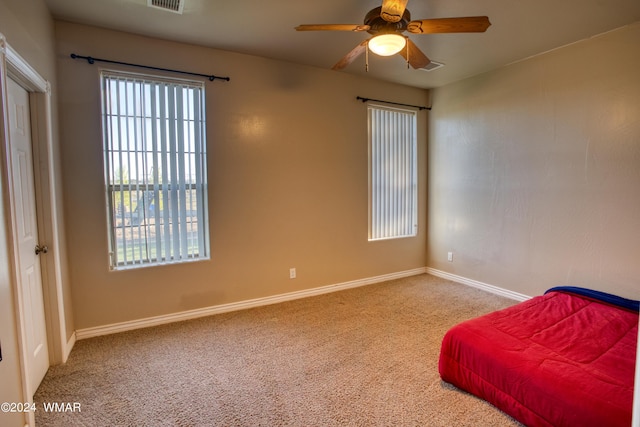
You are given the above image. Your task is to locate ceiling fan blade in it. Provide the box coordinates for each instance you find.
[407,16,491,34]
[398,38,431,69]
[332,40,368,70]
[380,0,409,23]
[295,24,370,32]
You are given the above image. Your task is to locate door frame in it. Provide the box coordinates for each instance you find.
[0,33,71,417]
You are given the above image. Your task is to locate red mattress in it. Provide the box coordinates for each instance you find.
[439,288,638,427]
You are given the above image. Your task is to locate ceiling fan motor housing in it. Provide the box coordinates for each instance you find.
[365,6,411,35]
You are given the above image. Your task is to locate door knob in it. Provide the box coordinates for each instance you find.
[35,245,48,255]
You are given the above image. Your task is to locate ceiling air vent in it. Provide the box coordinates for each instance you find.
[147,0,184,14]
[419,61,445,72]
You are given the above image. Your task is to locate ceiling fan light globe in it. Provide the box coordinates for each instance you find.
[368,34,406,56]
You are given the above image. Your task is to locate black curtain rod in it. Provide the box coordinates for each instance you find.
[70,53,230,82]
[356,96,430,111]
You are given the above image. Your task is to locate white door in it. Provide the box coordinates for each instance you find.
[7,77,49,394]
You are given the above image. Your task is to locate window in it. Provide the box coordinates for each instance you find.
[368,104,418,240]
[101,71,209,269]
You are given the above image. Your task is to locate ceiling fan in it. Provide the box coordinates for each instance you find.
[295,0,491,70]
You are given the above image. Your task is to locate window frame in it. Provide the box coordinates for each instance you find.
[367,102,418,241]
[100,69,210,270]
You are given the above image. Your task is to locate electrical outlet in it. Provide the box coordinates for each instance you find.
[447,252,453,262]
[289,268,296,279]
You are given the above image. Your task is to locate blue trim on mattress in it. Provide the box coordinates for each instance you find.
[545,286,639,312]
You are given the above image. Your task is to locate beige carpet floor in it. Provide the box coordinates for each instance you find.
[34,274,524,426]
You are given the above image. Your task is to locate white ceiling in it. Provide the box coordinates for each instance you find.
[43,0,640,89]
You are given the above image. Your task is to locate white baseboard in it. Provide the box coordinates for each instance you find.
[76,267,428,340]
[425,267,531,302]
[62,332,76,363]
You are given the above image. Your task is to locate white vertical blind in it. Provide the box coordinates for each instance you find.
[368,104,418,240]
[101,70,209,268]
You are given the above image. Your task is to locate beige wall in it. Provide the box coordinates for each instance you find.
[0,0,69,424]
[54,22,429,330]
[428,23,640,299]
[0,0,73,342]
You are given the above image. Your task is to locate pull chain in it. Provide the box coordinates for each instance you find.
[406,38,410,69]
[365,40,369,72]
